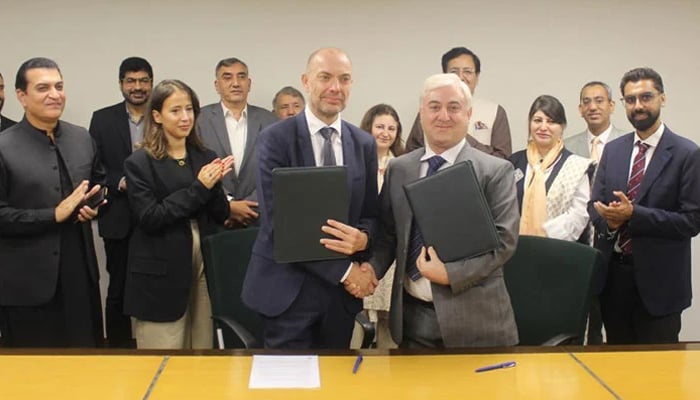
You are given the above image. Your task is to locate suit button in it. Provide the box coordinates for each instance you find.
[53,251,58,256]
[55,187,60,191]
[52,166,58,170]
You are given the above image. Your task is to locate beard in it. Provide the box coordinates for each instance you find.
[0,97,4,112]
[122,90,149,106]
[628,109,659,132]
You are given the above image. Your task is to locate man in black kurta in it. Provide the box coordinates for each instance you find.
[0,58,105,347]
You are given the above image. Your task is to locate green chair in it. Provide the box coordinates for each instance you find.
[503,235,601,346]
[202,227,375,349]
[203,227,263,349]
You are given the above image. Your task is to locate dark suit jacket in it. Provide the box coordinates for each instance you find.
[89,102,133,239]
[196,103,278,201]
[0,118,105,305]
[123,145,229,321]
[588,127,700,315]
[241,112,379,318]
[0,115,17,132]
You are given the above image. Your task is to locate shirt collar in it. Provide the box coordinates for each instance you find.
[125,103,144,125]
[586,123,613,144]
[421,138,466,165]
[20,117,61,140]
[221,102,247,120]
[635,122,665,148]
[305,106,342,138]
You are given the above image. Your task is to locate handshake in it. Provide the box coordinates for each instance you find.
[343,262,379,298]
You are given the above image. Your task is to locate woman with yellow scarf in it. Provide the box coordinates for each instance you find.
[509,95,594,243]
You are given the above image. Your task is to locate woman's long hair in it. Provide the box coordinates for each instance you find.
[139,79,205,159]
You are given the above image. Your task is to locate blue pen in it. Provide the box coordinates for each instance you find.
[475,360,516,373]
[352,354,363,374]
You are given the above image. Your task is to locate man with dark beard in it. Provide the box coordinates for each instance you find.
[89,57,153,347]
[0,72,17,131]
[589,67,700,344]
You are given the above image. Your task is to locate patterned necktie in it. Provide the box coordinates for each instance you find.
[319,127,336,166]
[406,155,447,281]
[590,136,601,163]
[618,141,650,254]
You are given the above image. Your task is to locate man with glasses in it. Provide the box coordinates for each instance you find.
[89,57,154,347]
[405,47,512,160]
[589,67,700,344]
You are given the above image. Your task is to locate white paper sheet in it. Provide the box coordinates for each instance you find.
[248,355,321,389]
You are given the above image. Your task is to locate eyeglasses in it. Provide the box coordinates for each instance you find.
[448,68,476,77]
[121,77,152,85]
[580,96,610,107]
[621,92,659,106]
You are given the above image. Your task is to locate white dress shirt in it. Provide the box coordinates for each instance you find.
[305,106,344,166]
[587,123,614,160]
[222,102,248,176]
[629,123,664,178]
[405,138,467,302]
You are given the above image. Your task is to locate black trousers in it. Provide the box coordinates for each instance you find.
[262,273,357,349]
[600,255,681,345]
[104,238,134,348]
[400,293,444,349]
[0,228,101,348]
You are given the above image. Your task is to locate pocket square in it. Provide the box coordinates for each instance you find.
[474,121,489,130]
[514,168,524,182]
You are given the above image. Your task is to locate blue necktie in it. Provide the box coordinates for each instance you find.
[319,127,336,166]
[406,155,447,281]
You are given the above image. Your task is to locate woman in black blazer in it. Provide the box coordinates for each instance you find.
[123,79,233,349]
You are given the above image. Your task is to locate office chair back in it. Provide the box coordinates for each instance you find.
[503,235,601,346]
[202,227,263,348]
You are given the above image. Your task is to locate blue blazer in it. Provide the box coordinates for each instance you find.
[241,112,378,317]
[588,127,700,315]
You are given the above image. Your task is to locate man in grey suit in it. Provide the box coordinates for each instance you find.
[565,81,626,162]
[196,58,277,227]
[565,81,626,345]
[366,73,519,348]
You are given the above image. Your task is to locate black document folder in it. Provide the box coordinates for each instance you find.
[403,160,499,262]
[272,166,348,263]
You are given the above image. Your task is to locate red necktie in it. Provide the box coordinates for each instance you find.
[618,141,650,254]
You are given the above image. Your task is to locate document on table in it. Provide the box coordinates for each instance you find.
[248,355,321,389]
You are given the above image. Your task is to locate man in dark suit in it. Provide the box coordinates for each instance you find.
[196,58,277,228]
[590,67,700,344]
[89,57,153,347]
[242,48,379,349]
[0,57,105,347]
[0,72,17,132]
[367,74,519,348]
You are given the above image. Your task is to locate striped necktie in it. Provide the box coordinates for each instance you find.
[618,141,650,254]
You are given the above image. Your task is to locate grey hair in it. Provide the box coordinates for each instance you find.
[420,73,472,108]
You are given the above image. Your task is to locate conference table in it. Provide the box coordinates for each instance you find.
[0,344,698,399]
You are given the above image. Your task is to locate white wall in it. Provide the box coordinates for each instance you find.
[3,0,699,340]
